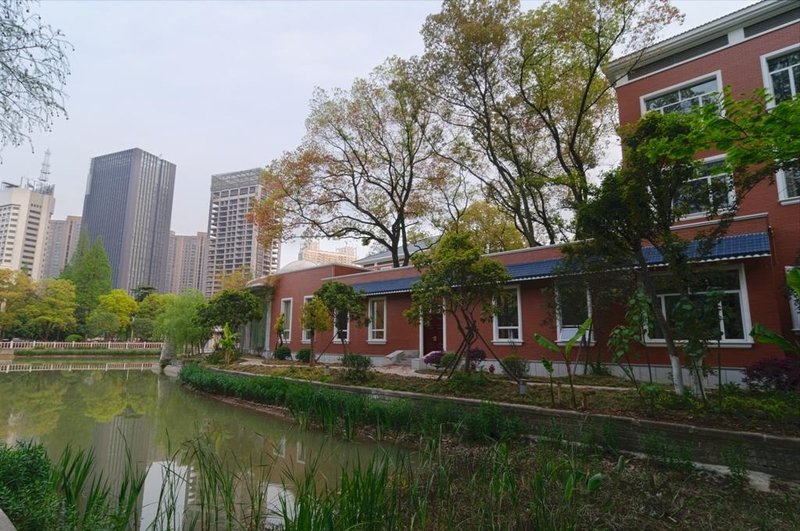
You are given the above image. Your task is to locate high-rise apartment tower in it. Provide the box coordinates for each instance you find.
[81,148,175,291]
[204,168,280,297]
[0,180,55,279]
[40,215,82,279]
[165,231,208,294]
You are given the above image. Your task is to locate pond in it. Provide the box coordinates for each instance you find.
[0,368,398,529]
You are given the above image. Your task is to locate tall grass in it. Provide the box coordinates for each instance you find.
[180,364,524,442]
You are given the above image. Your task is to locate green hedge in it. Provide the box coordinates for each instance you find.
[179,364,522,442]
[13,349,160,357]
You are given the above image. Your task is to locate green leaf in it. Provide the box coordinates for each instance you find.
[565,317,593,354]
[563,473,575,502]
[586,472,603,494]
[750,323,800,357]
[535,333,560,353]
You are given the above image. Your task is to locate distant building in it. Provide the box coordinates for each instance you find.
[204,168,280,297]
[40,215,82,279]
[298,239,357,266]
[165,231,208,294]
[0,180,55,280]
[81,148,175,292]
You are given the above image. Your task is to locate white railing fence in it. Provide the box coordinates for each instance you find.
[1,362,159,373]
[0,341,163,350]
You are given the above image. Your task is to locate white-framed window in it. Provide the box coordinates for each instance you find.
[368,298,386,343]
[777,166,800,203]
[556,287,591,343]
[788,267,800,332]
[676,157,735,218]
[493,286,521,344]
[333,311,350,344]
[642,73,720,115]
[646,266,751,345]
[761,45,800,105]
[301,295,313,343]
[280,298,292,343]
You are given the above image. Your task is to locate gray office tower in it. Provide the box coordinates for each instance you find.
[81,148,176,292]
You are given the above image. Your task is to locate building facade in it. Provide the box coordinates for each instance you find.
[0,181,56,280]
[243,1,799,386]
[204,168,280,297]
[81,148,175,292]
[40,215,82,279]
[165,231,208,294]
[298,240,357,266]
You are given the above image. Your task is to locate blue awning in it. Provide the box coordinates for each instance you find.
[351,232,771,295]
[641,231,771,265]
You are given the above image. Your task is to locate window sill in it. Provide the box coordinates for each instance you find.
[367,339,387,345]
[645,341,753,349]
[492,340,524,346]
[779,197,800,206]
[301,340,311,345]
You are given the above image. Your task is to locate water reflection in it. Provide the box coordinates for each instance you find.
[0,370,395,528]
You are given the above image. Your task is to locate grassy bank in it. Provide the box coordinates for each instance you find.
[180,364,522,442]
[13,349,160,357]
[228,362,800,436]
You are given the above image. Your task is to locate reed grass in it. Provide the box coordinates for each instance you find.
[179,365,523,443]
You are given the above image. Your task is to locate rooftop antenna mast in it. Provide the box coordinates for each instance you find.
[39,148,51,183]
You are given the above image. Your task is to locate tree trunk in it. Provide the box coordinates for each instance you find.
[636,253,685,394]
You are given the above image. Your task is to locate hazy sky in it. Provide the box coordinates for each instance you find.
[1,0,757,265]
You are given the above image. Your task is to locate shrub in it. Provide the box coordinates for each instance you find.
[0,442,60,530]
[273,346,292,361]
[342,353,372,382]
[502,355,527,380]
[423,350,445,367]
[446,371,488,394]
[467,348,486,363]
[744,358,800,392]
[296,348,311,363]
[439,352,458,370]
[65,334,83,342]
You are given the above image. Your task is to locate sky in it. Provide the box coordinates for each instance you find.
[1,0,758,266]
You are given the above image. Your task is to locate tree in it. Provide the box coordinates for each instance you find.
[156,290,209,355]
[0,269,32,337]
[448,200,526,253]
[60,234,112,329]
[198,289,263,332]
[254,57,452,268]
[420,0,680,244]
[97,289,137,334]
[313,281,367,354]
[575,110,759,394]
[300,296,331,366]
[85,310,120,340]
[0,0,72,150]
[133,293,173,340]
[216,267,253,292]
[132,285,157,303]
[18,278,77,339]
[406,230,513,377]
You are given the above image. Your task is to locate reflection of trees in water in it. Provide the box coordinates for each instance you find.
[0,370,399,526]
[0,372,70,441]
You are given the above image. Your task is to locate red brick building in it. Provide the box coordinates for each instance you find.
[245,1,799,385]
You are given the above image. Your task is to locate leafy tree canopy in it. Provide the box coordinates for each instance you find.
[198,289,263,331]
[60,234,112,327]
[97,289,137,330]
